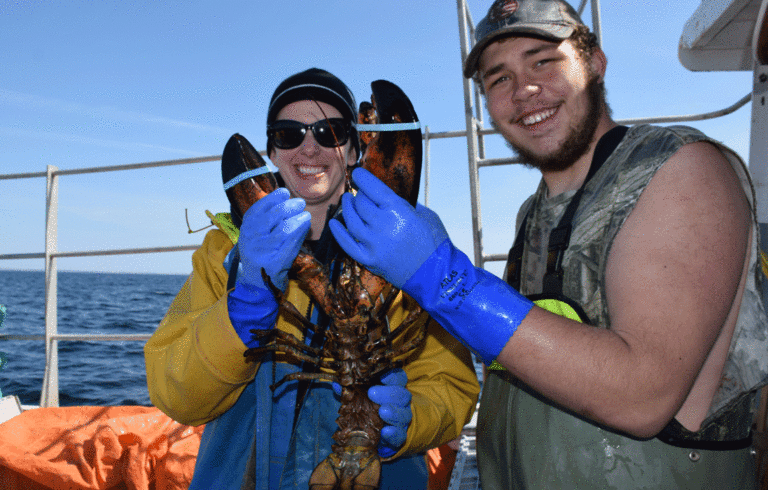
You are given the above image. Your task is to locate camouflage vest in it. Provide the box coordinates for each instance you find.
[515,124,768,442]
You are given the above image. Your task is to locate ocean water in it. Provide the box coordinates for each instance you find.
[0,269,188,407]
[0,269,483,408]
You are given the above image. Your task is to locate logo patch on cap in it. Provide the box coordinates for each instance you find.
[489,0,519,22]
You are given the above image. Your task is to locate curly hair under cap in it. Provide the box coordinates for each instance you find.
[570,24,600,58]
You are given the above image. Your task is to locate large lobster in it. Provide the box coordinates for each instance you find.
[221,80,425,490]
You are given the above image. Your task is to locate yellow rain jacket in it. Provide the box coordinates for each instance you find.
[144,227,479,458]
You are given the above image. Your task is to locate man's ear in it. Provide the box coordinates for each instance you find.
[590,46,607,83]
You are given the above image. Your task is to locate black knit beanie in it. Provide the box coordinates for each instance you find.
[266,68,360,158]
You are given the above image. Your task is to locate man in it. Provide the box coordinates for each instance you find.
[329,1,768,488]
[144,68,479,489]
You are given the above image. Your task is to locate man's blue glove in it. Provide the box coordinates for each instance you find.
[332,368,412,459]
[328,168,442,289]
[227,188,311,348]
[330,168,534,365]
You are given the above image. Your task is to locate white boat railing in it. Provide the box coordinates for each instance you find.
[0,100,752,409]
[0,154,219,407]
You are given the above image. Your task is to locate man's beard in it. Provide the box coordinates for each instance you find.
[501,75,605,173]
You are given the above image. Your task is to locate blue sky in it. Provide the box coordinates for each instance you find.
[0,1,754,277]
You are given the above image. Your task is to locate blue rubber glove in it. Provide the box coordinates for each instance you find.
[332,368,412,459]
[237,187,311,292]
[369,368,412,458]
[227,188,311,348]
[228,282,280,349]
[401,239,533,364]
[414,201,449,247]
[329,168,441,289]
[330,168,534,365]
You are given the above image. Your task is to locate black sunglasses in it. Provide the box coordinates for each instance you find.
[267,118,351,150]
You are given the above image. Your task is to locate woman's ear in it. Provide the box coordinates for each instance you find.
[346,144,359,168]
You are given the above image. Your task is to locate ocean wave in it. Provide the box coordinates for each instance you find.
[0,270,185,407]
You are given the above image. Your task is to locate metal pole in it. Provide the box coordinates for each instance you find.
[424,125,431,208]
[457,0,485,268]
[589,0,603,47]
[42,165,59,407]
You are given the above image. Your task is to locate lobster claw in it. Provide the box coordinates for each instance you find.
[357,80,422,207]
[221,133,279,226]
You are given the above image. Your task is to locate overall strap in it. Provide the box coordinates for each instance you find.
[226,249,240,291]
[506,126,628,296]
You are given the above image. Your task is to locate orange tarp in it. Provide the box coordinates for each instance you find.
[426,442,458,490]
[0,406,204,490]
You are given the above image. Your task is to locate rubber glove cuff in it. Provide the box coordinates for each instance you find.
[227,280,278,349]
[402,239,534,365]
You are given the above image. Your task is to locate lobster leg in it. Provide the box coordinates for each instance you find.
[244,341,328,367]
[381,307,427,346]
[245,329,325,361]
[269,371,339,392]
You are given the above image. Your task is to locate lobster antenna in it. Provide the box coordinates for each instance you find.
[185,208,213,234]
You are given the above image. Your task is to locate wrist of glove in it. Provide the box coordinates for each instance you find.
[332,368,412,458]
[227,281,278,349]
[402,239,534,365]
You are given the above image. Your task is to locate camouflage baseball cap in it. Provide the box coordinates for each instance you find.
[463,0,584,78]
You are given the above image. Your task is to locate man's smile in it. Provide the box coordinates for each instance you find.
[520,106,558,127]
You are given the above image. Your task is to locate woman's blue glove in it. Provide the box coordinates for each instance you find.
[328,168,442,289]
[237,187,311,292]
[330,168,534,365]
[369,368,412,458]
[331,368,412,459]
[227,188,311,348]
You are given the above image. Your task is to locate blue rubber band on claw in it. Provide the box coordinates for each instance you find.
[354,122,420,132]
[223,167,273,191]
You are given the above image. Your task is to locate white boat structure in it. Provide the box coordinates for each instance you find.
[1,0,768,488]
